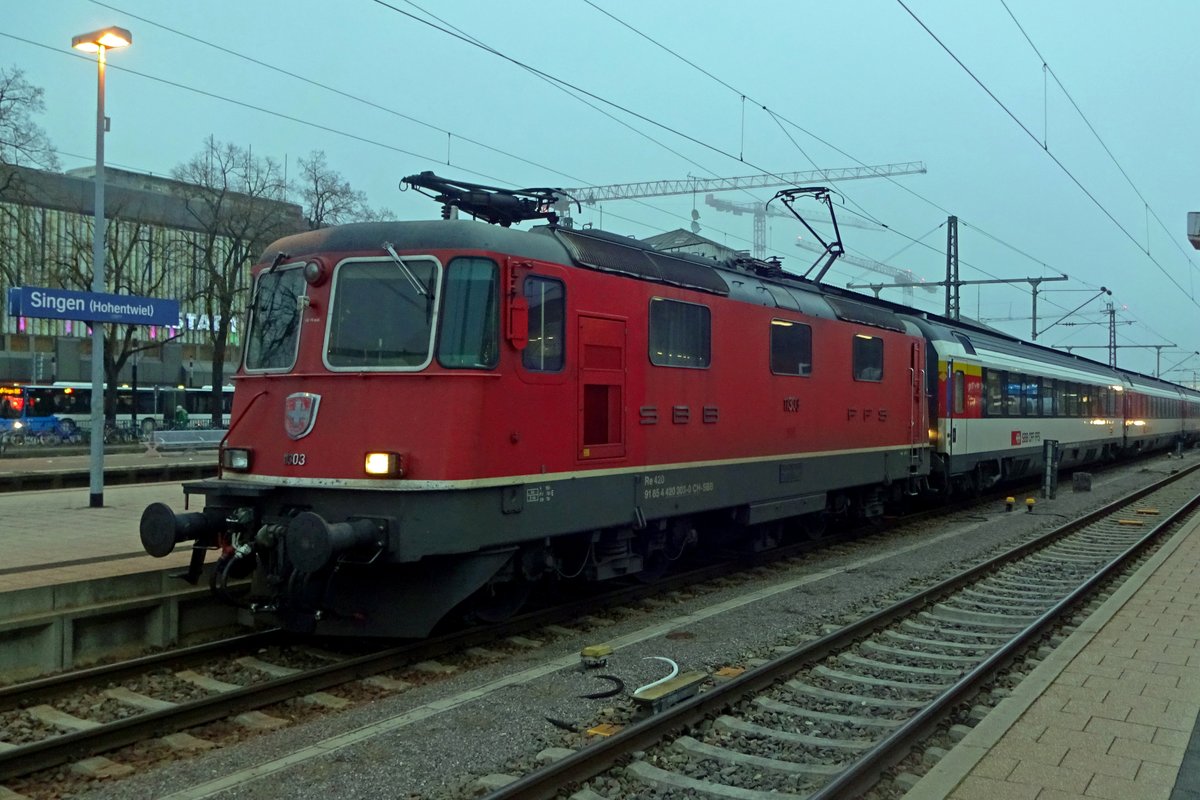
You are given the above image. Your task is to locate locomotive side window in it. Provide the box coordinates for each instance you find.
[649,298,710,368]
[326,258,439,370]
[852,334,883,381]
[953,370,965,414]
[438,257,499,369]
[770,319,812,376]
[245,266,306,371]
[523,276,565,372]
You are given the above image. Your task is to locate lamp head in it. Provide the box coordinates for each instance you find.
[72,26,132,53]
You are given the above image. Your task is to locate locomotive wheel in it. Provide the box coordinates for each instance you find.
[800,512,829,541]
[468,578,533,624]
[637,550,669,583]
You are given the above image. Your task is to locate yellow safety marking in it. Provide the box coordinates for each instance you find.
[587,723,622,737]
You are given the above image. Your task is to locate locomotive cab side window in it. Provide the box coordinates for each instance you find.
[245,265,306,372]
[649,298,710,368]
[852,334,883,381]
[523,276,565,372]
[770,319,812,376]
[326,257,439,370]
[438,257,499,369]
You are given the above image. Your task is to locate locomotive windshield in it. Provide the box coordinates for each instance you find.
[245,266,306,371]
[326,257,439,369]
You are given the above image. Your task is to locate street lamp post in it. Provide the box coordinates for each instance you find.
[72,25,132,508]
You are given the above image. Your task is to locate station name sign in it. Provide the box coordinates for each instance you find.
[7,286,179,326]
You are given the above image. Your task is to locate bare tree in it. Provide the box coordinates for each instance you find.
[0,68,60,298]
[172,136,303,425]
[49,208,181,422]
[297,150,391,228]
[0,67,60,196]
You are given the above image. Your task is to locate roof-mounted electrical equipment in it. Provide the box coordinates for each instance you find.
[400,171,578,227]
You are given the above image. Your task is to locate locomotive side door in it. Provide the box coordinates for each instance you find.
[577,314,626,460]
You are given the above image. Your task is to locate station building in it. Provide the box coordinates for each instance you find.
[0,164,305,387]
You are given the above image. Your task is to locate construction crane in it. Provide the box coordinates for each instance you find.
[558,162,925,206]
[552,160,926,230]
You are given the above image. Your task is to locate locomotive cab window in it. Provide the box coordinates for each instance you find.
[770,319,812,376]
[523,276,565,372]
[245,265,306,372]
[649,298,710,368]
[852,334,883,381]
[326,257,439,370]
[438,257,499,369]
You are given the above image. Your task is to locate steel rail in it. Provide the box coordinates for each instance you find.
[481,463,1200,800]
[0,527,857,782]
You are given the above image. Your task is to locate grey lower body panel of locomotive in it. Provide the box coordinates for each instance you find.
[142,444,930,637]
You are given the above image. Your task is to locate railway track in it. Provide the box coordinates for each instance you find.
[1,460,1186,795]
[0,520,878,790]
[482,463,1200,800]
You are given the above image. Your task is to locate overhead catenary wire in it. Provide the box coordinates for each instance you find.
[895,0,1200,312]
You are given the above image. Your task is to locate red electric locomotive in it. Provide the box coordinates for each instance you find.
[140,177,932,637]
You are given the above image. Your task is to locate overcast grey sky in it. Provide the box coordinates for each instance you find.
[5,1,1199,379]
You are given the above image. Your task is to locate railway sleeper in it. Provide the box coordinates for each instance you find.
[837,652,967,681]
[902,618,1012,641]
[986,575,1080,592]
[969,580,1064,598]
[923,605,1037,628]
[753,695,904,730]
[959,588,1053,607]
[625,760,807,800]
[715,714,874,751]
[940,597,1048,616]
[675,735,846,778]
[860,640,982,665]
[812,665,948,694]
[784,679,926,710]
[879,630,998,653]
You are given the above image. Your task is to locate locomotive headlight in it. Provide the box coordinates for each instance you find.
[222,447,252,471]
[365,451,404,477]
[303,259,327,286]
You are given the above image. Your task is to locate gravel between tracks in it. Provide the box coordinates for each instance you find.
[57,456,1193,800]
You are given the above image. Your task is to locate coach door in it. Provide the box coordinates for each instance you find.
[578,314,626,460]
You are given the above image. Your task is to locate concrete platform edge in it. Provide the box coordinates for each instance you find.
[903,509,1200,799]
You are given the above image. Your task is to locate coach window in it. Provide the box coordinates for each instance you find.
[649,298,711,368]
[1063,382,1079,416]
[852,334,883,381]
[953,370,965,414]
[1080,387,1093,417]
[1005,373,1023,416]
[523,276,565,372]
[438,257,499,369]
[770,319,812,376]
[1041,380,1055,416]
[1023,376,1040,416]
[985,370,1003,416]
